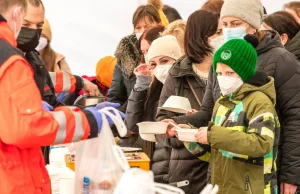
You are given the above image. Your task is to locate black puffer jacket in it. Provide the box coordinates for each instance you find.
[107,34,141,105]
[174,30,300,186]
[125,88,171,183]
[285,31,300,62]
[156,56,209,194]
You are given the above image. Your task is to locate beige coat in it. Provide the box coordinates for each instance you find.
[54,53,71,73]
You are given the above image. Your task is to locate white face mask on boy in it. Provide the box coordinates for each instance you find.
[217,76,243,96]
[153,64,172,84]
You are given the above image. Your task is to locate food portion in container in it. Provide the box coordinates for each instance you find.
[137,122,169,134]
[158,95,192,114]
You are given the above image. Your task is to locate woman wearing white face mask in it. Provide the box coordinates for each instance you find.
[120,25,164,148]
[36,19,72,73]
[157,10,219,120]
[156,10,219,194]
[107,4,164,105]
[167,0,300,193]
[125,35,182,184]
[200,0,225,52]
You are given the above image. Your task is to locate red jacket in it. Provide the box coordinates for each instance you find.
[0,16,98,193]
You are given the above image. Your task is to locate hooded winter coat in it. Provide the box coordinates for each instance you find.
[173,30,300,187]
[209,74,279,194]
[285,31,300,62]
[107,34,141,105]
[125,84,171,183]
[156,56,209,194]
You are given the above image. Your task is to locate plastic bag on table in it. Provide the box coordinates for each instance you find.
[113,146,185,194]
[75,107,127,194]
[114,167,185,194]
[199,184,219,194]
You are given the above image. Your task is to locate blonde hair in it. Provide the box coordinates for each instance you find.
[162,20,186,54]
[41,44,57,72]
[284,1,300,19]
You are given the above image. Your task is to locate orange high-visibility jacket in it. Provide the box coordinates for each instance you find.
[0,15,98,194]
[49,71,78,93]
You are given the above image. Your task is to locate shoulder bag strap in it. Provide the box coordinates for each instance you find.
[186,77,202,107]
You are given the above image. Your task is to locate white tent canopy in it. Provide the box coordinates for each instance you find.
[43,0,290,76]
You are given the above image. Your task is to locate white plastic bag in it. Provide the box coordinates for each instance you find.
[113,167,185,194]
[113,146,185,194]
[113,167,155,194]
[75,107,127,194]
[199,184,219,194]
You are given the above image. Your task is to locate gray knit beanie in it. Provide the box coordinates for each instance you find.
[220,0,264,29]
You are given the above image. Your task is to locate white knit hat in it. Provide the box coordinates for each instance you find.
[147,35,182,63]
[220,0,264,29]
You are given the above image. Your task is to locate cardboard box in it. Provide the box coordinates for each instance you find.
[64,152,150,172]
[126,152,150,171]
[65,154,75,171]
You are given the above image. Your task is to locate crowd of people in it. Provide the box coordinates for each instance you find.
[0,0,299,193]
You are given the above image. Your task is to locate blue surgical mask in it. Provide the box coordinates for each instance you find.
[223,27,247,42]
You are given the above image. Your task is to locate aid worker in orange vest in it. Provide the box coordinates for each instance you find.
[0,0,121,193]
[17,0,115,164]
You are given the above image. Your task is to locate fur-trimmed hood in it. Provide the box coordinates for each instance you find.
[114,33,141,79]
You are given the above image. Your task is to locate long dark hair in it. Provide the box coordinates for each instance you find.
[143,77,164,158]
[184,10,218,63]
[139,25,165,63]
[162,5,182,23]
[263,11,300,42]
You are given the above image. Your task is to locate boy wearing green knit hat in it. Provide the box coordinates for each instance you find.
[195,37,280,194]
